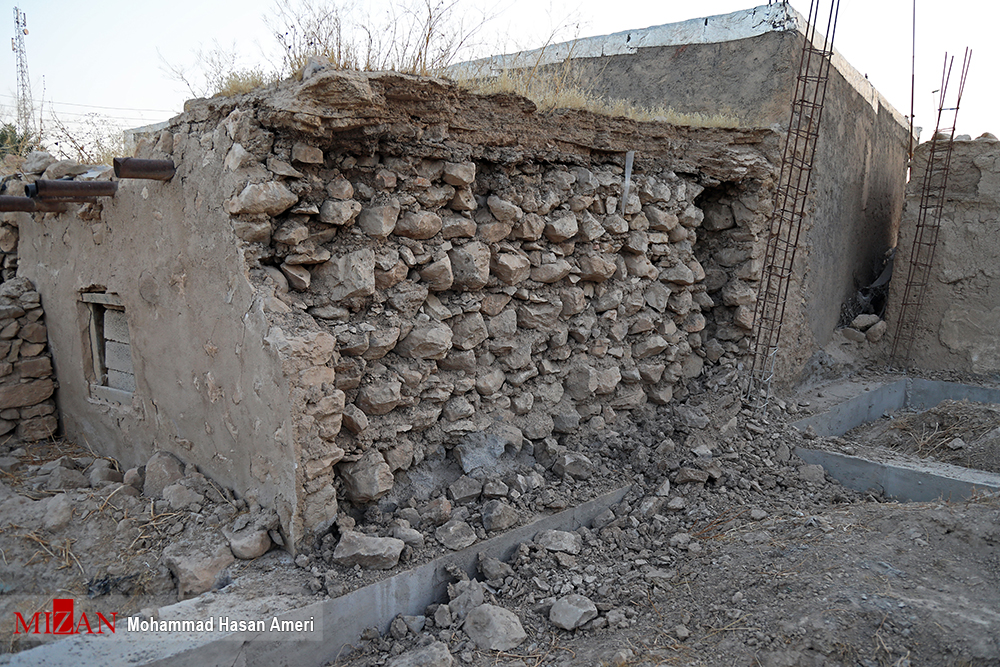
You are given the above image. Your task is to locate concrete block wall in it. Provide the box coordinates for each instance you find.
[0,277,58,441]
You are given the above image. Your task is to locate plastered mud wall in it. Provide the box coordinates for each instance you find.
[17,69,779,549]
[887,135,1000,374]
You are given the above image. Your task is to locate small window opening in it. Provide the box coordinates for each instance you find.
[81,292,134,404]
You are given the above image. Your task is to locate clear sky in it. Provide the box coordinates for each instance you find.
[1,0,996,149]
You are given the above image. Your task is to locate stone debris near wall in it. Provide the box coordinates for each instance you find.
[0,277,57,441]
[136,67,778,544]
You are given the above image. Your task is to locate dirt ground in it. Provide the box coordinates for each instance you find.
[1,372,998,666]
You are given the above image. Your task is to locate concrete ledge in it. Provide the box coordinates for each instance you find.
[790,378,1000,437]
[10,486,631,667]
[795,447,1000,502]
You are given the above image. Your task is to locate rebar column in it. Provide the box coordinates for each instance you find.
[743,0,840,411]
[889,49,972,370]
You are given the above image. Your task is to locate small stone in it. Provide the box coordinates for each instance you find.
[291,142,323,164]
[551,452,595,480]
[946,438,966,450]
[43,494,73,531]
[340,449,394,502]
[866,320,888,343]
[224,182,297,216]
[163,539,235,600]
[750,509,768,521]
[850,314,881,331]
[46,466,89,490]
[674,624,691,641]
[675,468,710,485]
[841,327,867,343]
[448,475,483,504]
[549,594,598,630]
[227,528,272,560]
[162,483,204,510]
[388,641,454,667]
[481,499,519,532]
[798,464,826,483]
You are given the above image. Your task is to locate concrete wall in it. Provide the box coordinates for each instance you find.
[472,4,911,382]
[887,136,1000,374]
[14,138,300,544]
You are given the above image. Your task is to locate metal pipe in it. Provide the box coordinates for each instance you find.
[113,157,176,181]
[0,196,68,212]
[25,180,118,198]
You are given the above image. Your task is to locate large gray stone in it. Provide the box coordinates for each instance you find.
[464,604,527,651]
[227,527,273,560]
[435,520,477,550]
[143,451,185,498]
[163,537,235,600]
[332,531,404,569]
[453,432,505,473]
[549,594,598,630]
[536,529,582,554]
[481,499,519,532]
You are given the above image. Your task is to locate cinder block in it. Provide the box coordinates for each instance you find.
[107,369,136,393]
[104,341,134,374]
[90,384,130,405]
[103,309,130,344]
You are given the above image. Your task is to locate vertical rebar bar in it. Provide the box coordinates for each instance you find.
[744,0,840,411]
[889,49,972,371]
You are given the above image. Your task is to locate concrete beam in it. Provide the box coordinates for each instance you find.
[795,447,1000,503]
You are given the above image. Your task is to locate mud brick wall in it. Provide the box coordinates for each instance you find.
[887,135,1000,373]
[0,277,57,441]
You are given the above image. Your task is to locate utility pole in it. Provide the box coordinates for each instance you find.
[12,7,33,138]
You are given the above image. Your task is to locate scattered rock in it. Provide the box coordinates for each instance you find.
[549,594,598,630]
[435,520,477,550]
[464,604,527,651]
[332,531,405,569]
[388,641,454,667]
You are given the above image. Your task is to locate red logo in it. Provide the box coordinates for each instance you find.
[14,598,116,635]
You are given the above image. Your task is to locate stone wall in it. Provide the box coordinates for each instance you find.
[0,277,58,441]
[18,69,778,550]
[471,3,911,383]
[886,135,1000,374]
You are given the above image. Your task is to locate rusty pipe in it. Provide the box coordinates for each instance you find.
[25,180,118,199]
[113,157,176,181]
[0,196,69,213]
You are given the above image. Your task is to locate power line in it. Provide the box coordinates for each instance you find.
[0,92,176,114]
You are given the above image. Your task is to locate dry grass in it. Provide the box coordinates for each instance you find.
[455,50,743,128]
